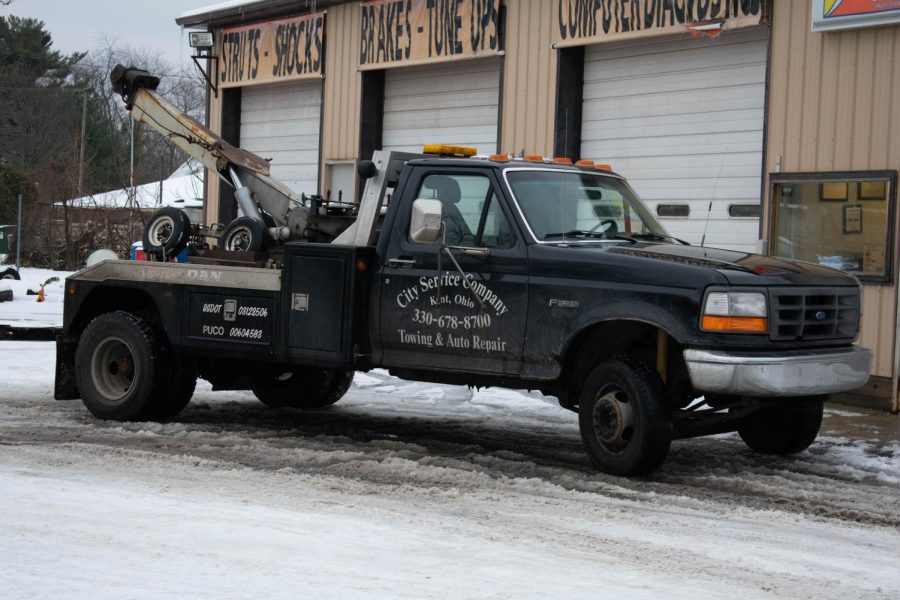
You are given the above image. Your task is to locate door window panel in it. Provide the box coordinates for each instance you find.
[413,174,515,248]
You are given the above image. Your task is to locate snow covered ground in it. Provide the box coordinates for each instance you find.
[0,268,71,329]
[1,342,899,598]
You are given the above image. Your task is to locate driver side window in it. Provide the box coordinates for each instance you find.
[412,174,515,248]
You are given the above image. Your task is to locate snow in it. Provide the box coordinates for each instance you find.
[0,268,71,329]
[1,342,899,598]
[58,161,204,210]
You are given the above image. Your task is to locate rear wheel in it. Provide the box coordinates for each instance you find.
[738,397,824,455]
[252,367,354,409]
[75,311,196,421]
[578,358,672,476]
[76,312,167,420]
[1,267,20,280]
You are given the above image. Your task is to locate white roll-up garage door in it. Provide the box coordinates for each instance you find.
[240,80,322,197]
[382,58,501,155]
[581,29,768,252]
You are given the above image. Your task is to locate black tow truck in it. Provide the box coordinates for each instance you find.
[54,67,871,475]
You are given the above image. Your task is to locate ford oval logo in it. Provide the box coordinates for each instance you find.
[815,311,827,321]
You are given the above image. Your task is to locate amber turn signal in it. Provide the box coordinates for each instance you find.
[701,315,768,333]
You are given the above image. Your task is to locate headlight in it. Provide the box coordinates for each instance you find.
[701,291,768,333]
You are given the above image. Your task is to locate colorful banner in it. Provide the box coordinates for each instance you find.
[218,13,325,88]
[554,0,765,47]
[813,0,900,31]
[359,0,501,69]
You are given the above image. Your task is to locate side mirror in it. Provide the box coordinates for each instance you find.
[410,199,443,243]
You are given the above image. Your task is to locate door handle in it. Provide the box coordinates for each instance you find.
[458,247,490,257]
[387,257,417,268]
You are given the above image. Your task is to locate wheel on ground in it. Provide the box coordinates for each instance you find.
[738,396,824,455]
[143,207,191,259]
[252,367,354,409]
[1,267,20,280]
[578,358,672,476]
[75,311,168,420]
[220,217,268,252]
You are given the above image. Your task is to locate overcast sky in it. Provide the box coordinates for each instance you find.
[2,0,216,69]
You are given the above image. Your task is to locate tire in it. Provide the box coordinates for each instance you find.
[252,367,354,409]
[578,358,672,476]
[143,207,190,258]
[1,267,20,280]
[220,217,268,252]
[75,311,169,421]
[738,396,824,455]
[151,351,197,421]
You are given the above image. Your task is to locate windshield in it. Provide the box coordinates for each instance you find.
[505,170,670,242]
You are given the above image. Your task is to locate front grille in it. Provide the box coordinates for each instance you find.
[770,288,860,341]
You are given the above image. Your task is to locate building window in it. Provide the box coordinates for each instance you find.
[657,204,690,218]
[728,204,761,218]
[770,172,896,282]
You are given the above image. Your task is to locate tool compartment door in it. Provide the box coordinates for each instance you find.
[282,243,373,366]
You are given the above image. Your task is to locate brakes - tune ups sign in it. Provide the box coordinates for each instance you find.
[359,0,500,69]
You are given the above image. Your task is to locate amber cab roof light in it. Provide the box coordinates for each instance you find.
[423,144,477,157]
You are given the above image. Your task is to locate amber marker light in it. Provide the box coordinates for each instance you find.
[524,155,544,162]
[553,157,573,165]
[576,160,594,167]
[356,260,367,273]
[489,154,510,162]
[701,315,768,333]
[595,164,613,171]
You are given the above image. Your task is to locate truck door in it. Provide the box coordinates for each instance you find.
[379,169,527,375]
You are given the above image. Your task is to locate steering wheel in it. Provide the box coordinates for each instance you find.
[589,219,618,234]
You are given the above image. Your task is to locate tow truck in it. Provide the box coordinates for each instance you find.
[54,66,872,475]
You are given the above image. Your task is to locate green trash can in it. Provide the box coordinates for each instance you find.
[0,225,14,255]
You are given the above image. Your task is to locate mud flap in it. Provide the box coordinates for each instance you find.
[54,335,80,400]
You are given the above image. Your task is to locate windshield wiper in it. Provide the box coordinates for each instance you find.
[630,232,691,245]
[543,230,637,244]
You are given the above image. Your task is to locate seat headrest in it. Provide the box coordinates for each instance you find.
[426,175,461,204]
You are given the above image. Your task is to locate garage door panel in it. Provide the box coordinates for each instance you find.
[587,134,763,159]
[240,80,321,196]
[583,115,764,141]
[585,27,769,62]
[383,105,500,130]
[241,119,320,140]
[584,65,766,99]
[586,43,766,81]
[583,86,764,119]
[383,59,500,155]
[583,108,763,132]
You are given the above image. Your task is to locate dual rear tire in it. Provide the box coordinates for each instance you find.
[252,367,354,409]
[75,311,195,421]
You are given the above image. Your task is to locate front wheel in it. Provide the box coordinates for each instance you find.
[1,267,20,280]
[738,397,824,455]
[252,367,354,409]
[578,358,672,476]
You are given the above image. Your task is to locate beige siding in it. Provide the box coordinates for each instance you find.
[766,2,900,390]
[319,2,361,186]
[500,0,557,156]
[204,70,223,227]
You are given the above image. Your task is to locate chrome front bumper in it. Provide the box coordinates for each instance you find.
[683,346,872,397]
